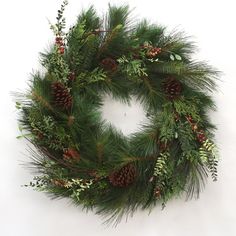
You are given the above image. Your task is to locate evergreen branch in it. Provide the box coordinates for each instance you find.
[106,5,131,30]
[96,142,104,164]
[142,77,157,95]
[40,49,70,83]
[49,0,68,36]
[16,3,220,223]
[117,56,147,80]
[149,61,219,91]
[199,139,219,181]
[185,161,208,199]
[31,91,54,111]
[153,152,169,177]
[97,24,123,58]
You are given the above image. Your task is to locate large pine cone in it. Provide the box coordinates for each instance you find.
[51,82,72,109]
[163,77,182,100]
[109,164,137,187]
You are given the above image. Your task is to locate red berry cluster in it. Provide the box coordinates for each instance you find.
[55,36,65,54]
[197,130,207,143]
[146,47,162,58]
[186,115,207,143]
[63,148,80,161]
[140,44,162,58]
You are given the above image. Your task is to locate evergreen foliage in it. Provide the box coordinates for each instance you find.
[15,2,219,225]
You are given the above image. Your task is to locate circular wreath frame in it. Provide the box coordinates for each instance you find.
[16,1,219,225]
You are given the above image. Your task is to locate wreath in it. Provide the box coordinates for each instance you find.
[16,1,219,224]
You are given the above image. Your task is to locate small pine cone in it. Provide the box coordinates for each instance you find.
[67,115,75,126]
[51,82,72,109]
[163,77,182,100]
[146,47,162,58]
[101,57,118,71]
[109,164,136,187]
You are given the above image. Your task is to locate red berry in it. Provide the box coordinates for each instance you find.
[186,115,193,123]
[56,36,62,42]
[57,41,64,47]
[197,130,206,143]
[63,148,80,161]
[59,47,65,54]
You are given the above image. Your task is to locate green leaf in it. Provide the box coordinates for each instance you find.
[170,54,175,61]
[175,54,182,61]
[175,132,178,139]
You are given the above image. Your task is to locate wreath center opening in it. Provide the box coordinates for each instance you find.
[101,94,148,136]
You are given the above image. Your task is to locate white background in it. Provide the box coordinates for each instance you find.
[0,0,236,235]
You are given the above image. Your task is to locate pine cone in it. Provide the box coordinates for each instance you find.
[163,77,182,100]
[51,82,72,109]
[101,57,118,71]
[109,164,136,187]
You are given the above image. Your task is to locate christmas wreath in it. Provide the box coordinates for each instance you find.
[16,1,219,224]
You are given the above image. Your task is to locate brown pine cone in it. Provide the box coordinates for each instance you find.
[163,77,182,100]
[51,82,72,109]
[109,164,137,187]
[101,57,118,71]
